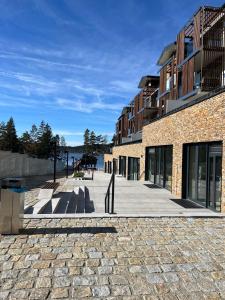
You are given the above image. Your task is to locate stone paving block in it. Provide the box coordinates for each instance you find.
[111,285,132,296]
[39,268,54,277]
[10,289,30,299]
[109,274,129,285]
[32,260,50,269]
[101,258,115,266]
[146,273,165,284]
[0,291,10,300]
[25,254,40,261]
[18,268,38,279]
[50,288,69,299]
[92,286,110,297]
[73,275,96,286]
[41,252,57,260]
[98,266,113,275]
[53,276,71,288]
[2,217,225,299]
[1,269,19,279]
[14,279,34,289]
[54,267,69,277]
[89,251,103,259]
[29,288,50,300]
[146,264,161,273]
[2,261,14,270]
[82,266,95,275]
[71,287,92,298]
[36,277,51,288]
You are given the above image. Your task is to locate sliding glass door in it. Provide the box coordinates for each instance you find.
[119,156,126,177]
[208,144,222,211]
[128,157,140,180]
[183,142,222,211]
[146,145,173,190]
[146,148,155,182]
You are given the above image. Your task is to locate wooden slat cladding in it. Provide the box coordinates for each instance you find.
[193,10,201,49]
[176,30,185,65]
[181,58,195,97]
[188,58,194,93]
[182,63,188,96]
[202,14,225,91]
[159,68,165,94]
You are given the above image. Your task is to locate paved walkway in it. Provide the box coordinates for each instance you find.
[68,171,215,215]
[1,217,225,299]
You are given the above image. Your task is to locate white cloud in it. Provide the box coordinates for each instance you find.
[56,98,124,113]
[110,80,138,93]
[53,130,83,136]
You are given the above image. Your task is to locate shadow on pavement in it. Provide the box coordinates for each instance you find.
[20,226,117,235]
[170,198,204,209]
[85,187,95,213]
[144,184,162,189]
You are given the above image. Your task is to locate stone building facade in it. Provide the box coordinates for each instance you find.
[105,90,225,212]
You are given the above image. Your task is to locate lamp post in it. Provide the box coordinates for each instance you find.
[71,156,75,170]
[53,141,57,182]
[64,150,69,178]
[50,138,57,183]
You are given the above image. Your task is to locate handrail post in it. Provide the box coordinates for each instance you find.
[111,173,115,214]
[105,194,107,213]
[108,192,110,213]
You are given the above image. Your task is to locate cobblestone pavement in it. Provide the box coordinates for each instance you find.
[1,217,225,299]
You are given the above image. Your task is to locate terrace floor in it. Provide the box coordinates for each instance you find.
[34,171,217,217]
[1,217,225,299]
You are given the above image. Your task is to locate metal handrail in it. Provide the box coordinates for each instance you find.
[105,173,115,214]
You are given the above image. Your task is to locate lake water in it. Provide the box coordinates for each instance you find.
[62,152,104,169]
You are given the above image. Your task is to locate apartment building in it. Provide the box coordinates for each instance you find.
[158,5,225,114]
[105,4,225,212]
[115,75,159,145]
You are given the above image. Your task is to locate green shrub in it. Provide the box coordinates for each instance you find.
[73,172,84,178]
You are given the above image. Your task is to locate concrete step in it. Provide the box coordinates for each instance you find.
[74,186,86,213]
[51,197,61,213]
[33,198,51,214]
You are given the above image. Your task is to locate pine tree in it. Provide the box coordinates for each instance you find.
[36,122,53,158]
[60,136,66,147]
[0,122,6,150]
[84,129,90,153]
[20,131,32,154]
[27,124,38,156]
[3,117,19,152]
[90,131,96,152]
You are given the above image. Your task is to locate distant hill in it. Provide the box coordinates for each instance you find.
[59,143,113,154]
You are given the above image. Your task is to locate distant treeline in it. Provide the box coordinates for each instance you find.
[82,129,112,154]
[62,143,112,154]
[0,117,66,159]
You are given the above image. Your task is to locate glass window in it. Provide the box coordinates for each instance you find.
[128,157,140,180]
[148,148,155,183]
[165,146,172,190]
[197,145,207,204]
[184,142,222,212]
[188,145,196,201]
[146,145,173,190]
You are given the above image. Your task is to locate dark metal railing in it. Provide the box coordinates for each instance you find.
[105,173,115,214]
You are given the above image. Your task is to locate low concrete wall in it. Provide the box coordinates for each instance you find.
[0,151,64,178]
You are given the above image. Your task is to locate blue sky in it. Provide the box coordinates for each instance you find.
[0,0,224,146]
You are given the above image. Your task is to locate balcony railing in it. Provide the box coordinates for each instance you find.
[128,112,135,120]
[121,131,142,144]
[144,97,158,109]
